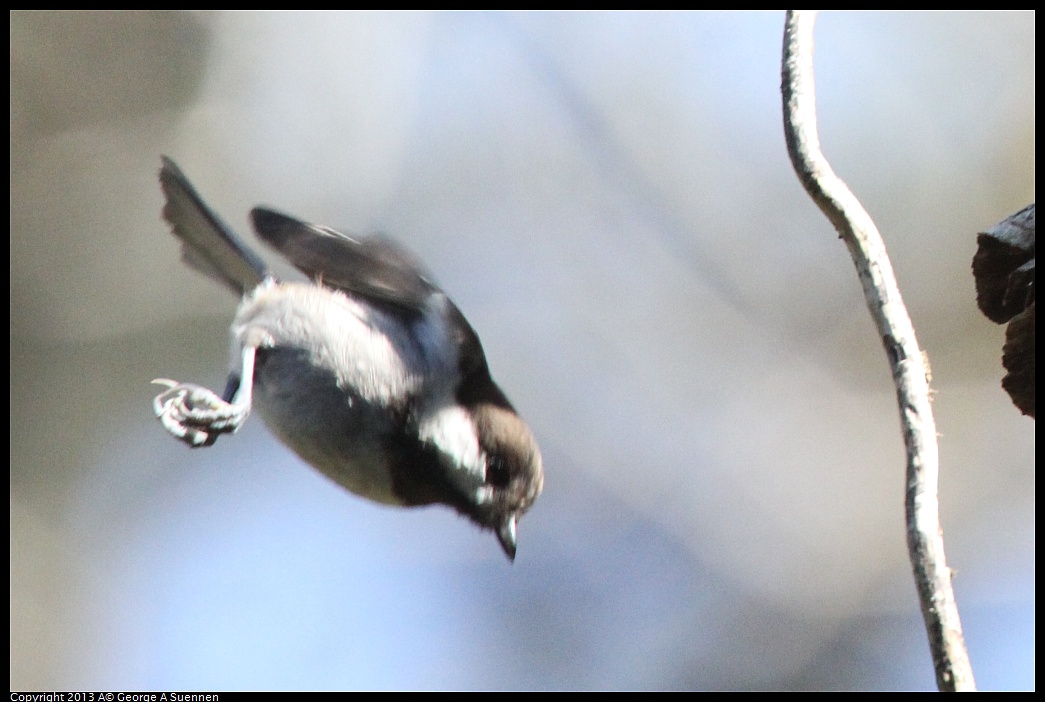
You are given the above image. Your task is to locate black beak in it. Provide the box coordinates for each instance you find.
[497,516,517,562]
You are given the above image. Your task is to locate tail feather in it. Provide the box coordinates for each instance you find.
[159,157,268,295]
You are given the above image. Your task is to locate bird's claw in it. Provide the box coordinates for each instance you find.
[152,379,248,447]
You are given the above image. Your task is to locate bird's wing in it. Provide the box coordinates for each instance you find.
[250,207,436,317]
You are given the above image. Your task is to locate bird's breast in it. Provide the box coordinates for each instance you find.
[231,281,441,505]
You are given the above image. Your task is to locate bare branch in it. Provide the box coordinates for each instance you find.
[781,11,976,692]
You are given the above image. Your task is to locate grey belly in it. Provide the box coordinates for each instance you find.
[251,346,404,506]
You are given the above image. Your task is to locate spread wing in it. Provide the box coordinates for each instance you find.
[250,207,436,317]
[250,207,498,392]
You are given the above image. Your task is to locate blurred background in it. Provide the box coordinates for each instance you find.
[10,11,1034,691]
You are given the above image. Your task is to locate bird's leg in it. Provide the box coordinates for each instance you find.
[153,346,257,447]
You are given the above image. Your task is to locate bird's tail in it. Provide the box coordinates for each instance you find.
[159,156,269,295]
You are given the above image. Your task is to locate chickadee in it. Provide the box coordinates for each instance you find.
[152,157,543,560]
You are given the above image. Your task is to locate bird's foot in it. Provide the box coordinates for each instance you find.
[152,379,249,447]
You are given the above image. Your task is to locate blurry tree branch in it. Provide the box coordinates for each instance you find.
[780,10,975,692]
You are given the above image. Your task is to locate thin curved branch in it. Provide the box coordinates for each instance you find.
[781,11,975,692]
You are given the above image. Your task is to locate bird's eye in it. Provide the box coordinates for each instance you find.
[486,456,511,488]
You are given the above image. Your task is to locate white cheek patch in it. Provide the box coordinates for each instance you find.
[418,405,490,501]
